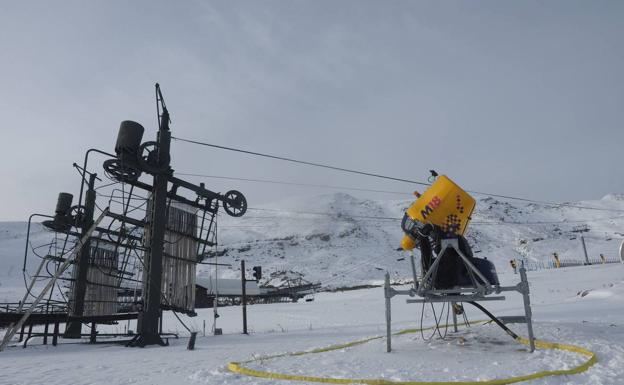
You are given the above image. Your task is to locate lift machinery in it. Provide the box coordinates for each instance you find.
[0,84,248,350]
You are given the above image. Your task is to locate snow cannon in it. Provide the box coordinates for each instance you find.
[399,174,499,289]
[400,175,476,251]
[386,172,536,353]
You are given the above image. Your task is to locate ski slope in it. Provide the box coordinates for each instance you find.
[1,193,623,384]
[0,264,623,385]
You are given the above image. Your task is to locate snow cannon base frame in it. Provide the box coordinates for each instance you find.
[384,238,536,353]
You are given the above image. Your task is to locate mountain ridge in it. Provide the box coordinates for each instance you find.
[1,192,623,294]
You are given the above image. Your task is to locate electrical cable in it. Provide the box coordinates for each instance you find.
[471,213,624,225]
[171,309,192,333]
[175,173,412,196]
[172,136,624,213]
[172,137,430,187]
[440,302,450,339]
[462,306,471,328]
[246,207,400,221]
[466,301,519,340]
[221,207,624,228]
[316,254,395,287]
[95,181,118,191]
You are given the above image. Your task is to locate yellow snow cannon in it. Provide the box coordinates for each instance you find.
[400,175,475,250]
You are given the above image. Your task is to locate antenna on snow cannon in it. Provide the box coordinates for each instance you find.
[384,173,536,353]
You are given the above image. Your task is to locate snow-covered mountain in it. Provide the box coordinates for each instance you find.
[0,221,55,302]
[1,192,623,296]
[201,192,624,288]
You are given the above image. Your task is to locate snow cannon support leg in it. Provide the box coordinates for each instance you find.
[519,266,536,352]
[384,272,392,353]
[384,272,415,353]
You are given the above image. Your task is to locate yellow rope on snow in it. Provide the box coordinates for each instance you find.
[227,322,597,385]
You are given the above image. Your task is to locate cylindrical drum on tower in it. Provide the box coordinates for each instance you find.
[55,192,73,215]
[114,120,145,156]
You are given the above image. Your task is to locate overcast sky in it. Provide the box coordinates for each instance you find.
[1,1,622,220]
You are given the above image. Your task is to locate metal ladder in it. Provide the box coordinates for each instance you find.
[0,209,109,351]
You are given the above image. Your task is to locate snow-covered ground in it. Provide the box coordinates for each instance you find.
[1,193,623,384]
[1,264,623,385]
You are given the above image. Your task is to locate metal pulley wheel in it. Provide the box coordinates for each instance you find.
[69,205,86,226]
[103,158,141,182]
[222,190,247,217]
[138,141,170,174]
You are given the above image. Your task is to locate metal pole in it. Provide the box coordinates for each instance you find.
[25,324,32,347]
[18,258,47,313]
[90,322,97,343]
[451,302,458,333]
[241,260,248,335]
[52,322,59,346]
[22,213,53,274]
[519,266,535,352]
[409,252,418,290]
[159,309,163,335]
[136,108,171,347]
[43,322,48,345]
[581,236,590,265]
[384,272,391,353]
[65,173,97,338]
[214,248,219,334]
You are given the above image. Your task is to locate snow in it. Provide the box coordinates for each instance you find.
[203,193,624,289]
[602,194,624,202]
[2,193,624,293]
[1,264,623,385]
[1,193,624,384]
[0,221,56,303]
[195,277,261,296]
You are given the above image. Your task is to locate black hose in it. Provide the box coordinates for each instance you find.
[466,301,519,340]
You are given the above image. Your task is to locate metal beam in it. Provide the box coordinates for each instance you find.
[132,102,171,347]
[65,173,97,338]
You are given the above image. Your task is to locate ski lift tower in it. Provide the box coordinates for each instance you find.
[103,84,248,346]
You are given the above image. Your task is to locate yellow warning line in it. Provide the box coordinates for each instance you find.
[227,322,597,385]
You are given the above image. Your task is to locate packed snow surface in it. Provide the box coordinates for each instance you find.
[1,193,623,384]
[1,264,623,385]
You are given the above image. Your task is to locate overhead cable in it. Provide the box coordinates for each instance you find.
[171,136,430,186]
[175,173,411,196]
[172,136,624,213]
